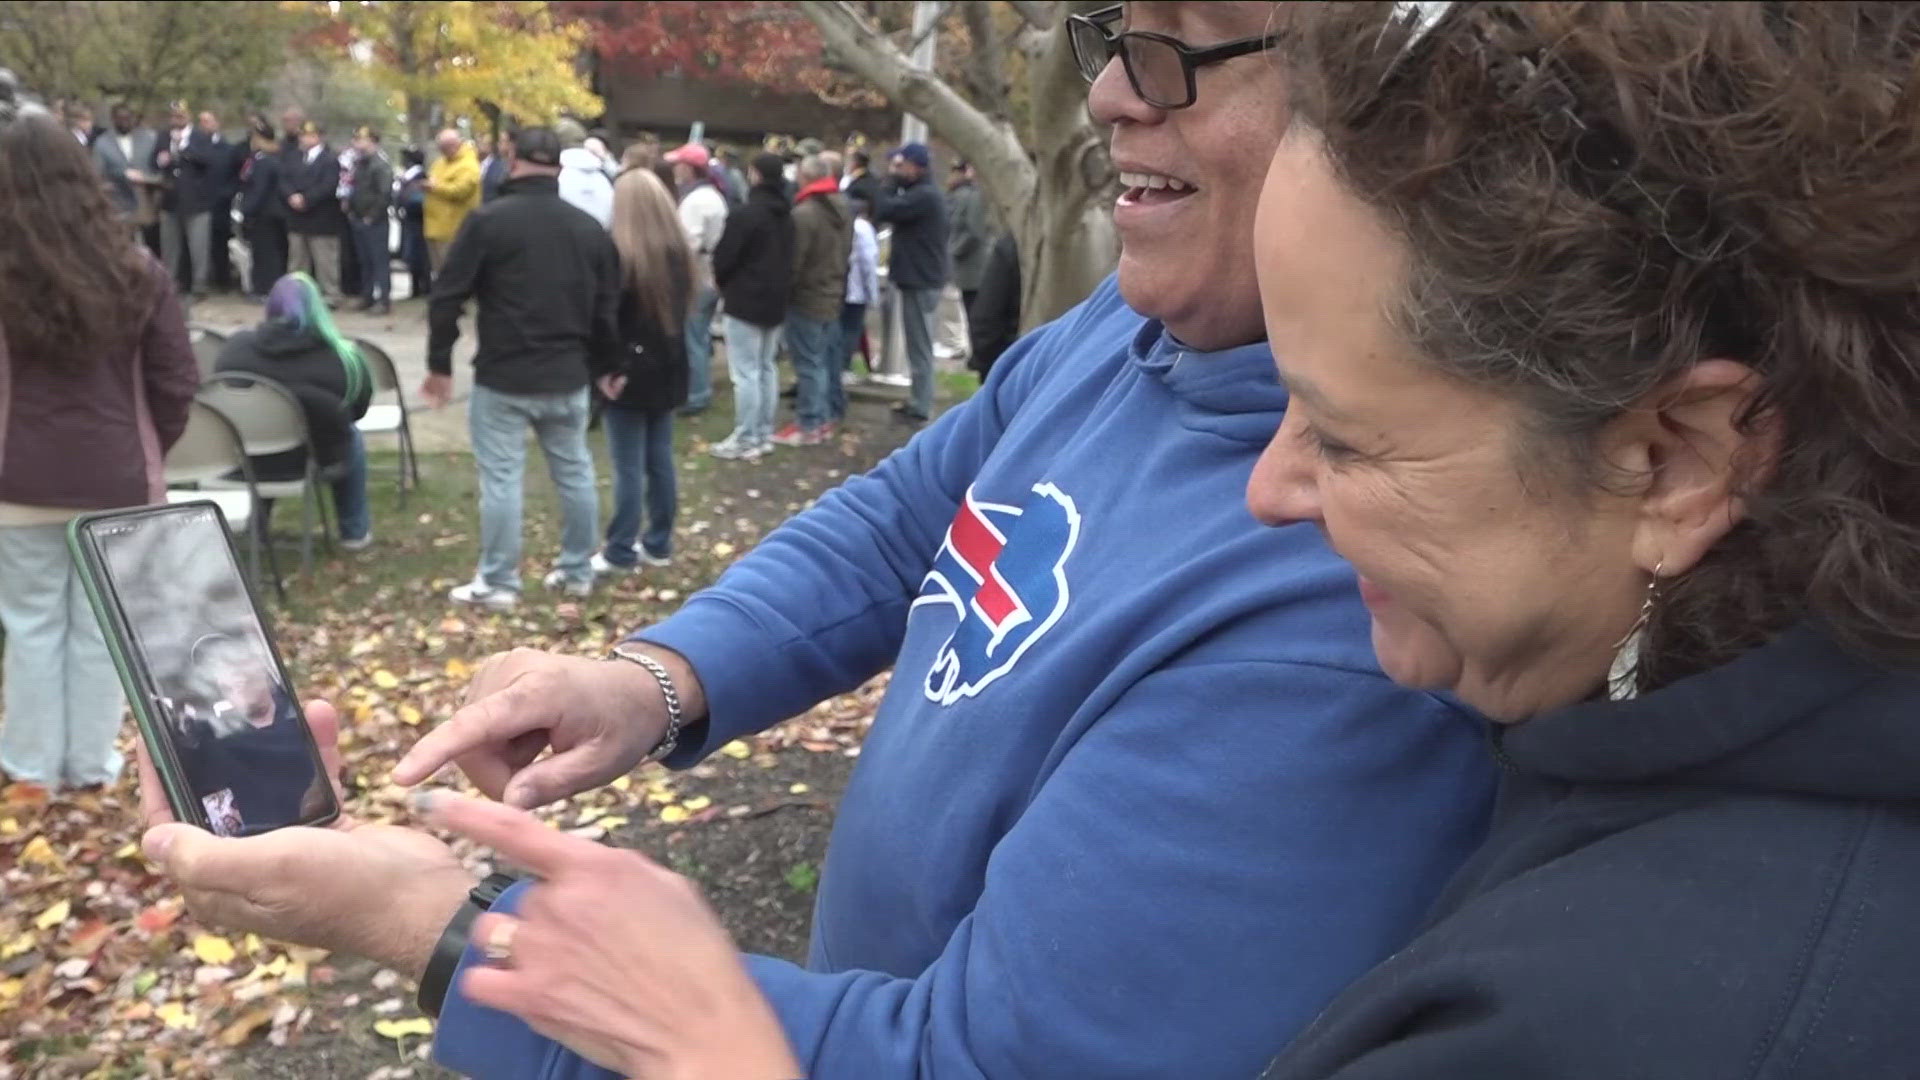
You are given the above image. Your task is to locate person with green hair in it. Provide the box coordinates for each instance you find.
[214,271,375,548]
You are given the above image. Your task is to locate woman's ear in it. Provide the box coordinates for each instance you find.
[1621,359,1780,575]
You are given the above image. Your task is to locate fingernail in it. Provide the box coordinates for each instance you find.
[408,789,443,818]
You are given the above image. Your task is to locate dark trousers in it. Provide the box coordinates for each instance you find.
[400,212,431,298]
[246,218,287,296]
[352,217,391,302]
[338,221,362,299]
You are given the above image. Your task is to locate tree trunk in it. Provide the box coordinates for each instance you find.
[796,0,1115,330]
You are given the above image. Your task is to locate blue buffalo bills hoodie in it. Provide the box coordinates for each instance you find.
[434,277,1497,1078]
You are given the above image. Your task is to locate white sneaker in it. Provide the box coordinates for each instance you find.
[542,569,593,597]
[709,434,765,461]
[450,580,518,611]
[590,551,635,576]
[637,548,672,568]
[339,532,374,551]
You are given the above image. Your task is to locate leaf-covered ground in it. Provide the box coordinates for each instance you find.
[0,393,927,1079]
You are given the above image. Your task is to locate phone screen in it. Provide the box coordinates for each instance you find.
[84,505,334,836]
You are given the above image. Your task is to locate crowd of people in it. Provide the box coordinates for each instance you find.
[22,1,1920,1078]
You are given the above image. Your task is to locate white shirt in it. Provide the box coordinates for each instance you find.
[116,133,135,163]
[306,144,324,165]
[557,147,614,229]
[677,183,729,275]
[846,218,880,305]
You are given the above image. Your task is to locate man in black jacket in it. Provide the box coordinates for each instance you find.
[874,142,949,422]
[424,126,621,612]
[153,103,220,299]
[347,126,395,313]
[238,121,287,298]
[707,151,795,460]
[281,120,346,304]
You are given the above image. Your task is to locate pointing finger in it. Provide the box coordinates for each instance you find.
[393,680,542,789]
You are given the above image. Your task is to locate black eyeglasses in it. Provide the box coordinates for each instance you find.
[1066,5,1282,110]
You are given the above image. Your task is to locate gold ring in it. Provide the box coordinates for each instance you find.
[481,919,518,966]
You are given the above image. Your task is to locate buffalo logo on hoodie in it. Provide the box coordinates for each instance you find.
[913,482,1081,705]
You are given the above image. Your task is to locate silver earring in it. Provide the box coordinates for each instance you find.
[1611,560,1663,650]
[1606,561,1663,701]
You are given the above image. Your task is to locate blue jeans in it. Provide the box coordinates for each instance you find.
[601,406,675,565]
[784,312,838,430]
[898,287,940,417]
[723,315,781,446]
[352,217,391,302]
[468,385,599,591]
[256,427,370,541]
[833,302,866,421]
[0,523,126,788]
[684,286,720,410]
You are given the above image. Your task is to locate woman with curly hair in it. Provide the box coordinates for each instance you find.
[1250,2,1920,1074]
[0,72,198,791]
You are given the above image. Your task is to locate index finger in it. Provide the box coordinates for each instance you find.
[392,680,536,787]
[416,791,589,880]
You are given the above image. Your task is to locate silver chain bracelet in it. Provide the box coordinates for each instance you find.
[606,645,684,763]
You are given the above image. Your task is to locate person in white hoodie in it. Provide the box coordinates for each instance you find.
[666,142,730,413]
[553,119,612,229]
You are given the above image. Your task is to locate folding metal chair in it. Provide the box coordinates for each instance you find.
[163,399,286,600]
[351,338,420,503]
[195,372,335,581]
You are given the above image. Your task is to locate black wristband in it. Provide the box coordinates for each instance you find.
[417,872,520,1018]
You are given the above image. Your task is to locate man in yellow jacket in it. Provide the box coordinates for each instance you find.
[424,128,480,271]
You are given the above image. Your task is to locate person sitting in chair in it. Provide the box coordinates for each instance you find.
[215,272,374,548]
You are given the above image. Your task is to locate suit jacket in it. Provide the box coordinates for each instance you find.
[93,128,159,215]
[240,150,283,221]
[151,128,221,215]
[279,143,346,235]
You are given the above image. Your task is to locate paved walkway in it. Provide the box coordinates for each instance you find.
[189,294,478,452]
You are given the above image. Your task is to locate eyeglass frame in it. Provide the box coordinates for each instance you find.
[1066,4,1284,110]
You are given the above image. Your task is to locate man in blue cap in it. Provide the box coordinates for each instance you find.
[873,142,948,423]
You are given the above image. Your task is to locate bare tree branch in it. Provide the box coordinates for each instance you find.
[796,0,1034,226]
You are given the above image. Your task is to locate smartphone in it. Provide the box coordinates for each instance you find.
[69,502,339,836]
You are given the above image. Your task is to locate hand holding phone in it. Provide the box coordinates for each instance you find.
[70,502,339,836]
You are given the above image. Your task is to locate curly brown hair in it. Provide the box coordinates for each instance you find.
[1288,1,1920,689]
[0,105,157,364]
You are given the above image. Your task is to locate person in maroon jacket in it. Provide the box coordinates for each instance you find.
[0,84,199,792]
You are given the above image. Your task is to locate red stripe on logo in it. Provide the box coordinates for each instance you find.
[949,499,1004,583]
[974,574,1017,627]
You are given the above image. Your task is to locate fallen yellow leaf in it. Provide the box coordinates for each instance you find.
[371,669,401,690]
[157,1001,196,1030]
[445,657,471,680]
[1,931,34,960]
[598,815,628,829]
[789,783,811,795]
[658,805,690,824]
[217,1004,278,1047]
[374,1016,434,1040]
[680,795,712,813]
[0,978,21,1005]
[19,835,61,869]
[243,933,265,955]
[711,541,737,558]
[0,817,17,835]
[398,704,424,726]
[114,842,140,859]
[610,775,632,792]
[35,899,70,930]
[720,740,752,760]
[192,934,237,965]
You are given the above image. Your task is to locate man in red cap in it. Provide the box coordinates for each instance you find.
[666,142,728,415]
